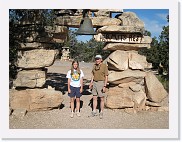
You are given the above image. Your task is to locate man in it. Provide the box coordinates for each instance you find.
[89,55,108,119]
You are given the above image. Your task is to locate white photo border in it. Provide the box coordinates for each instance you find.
[0,0,179,140]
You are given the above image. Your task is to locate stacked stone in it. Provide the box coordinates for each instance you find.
[10,13,66,112]
[94,12,168,112]
[54,9,123,28]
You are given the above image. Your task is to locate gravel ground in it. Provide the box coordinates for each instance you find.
[9,60,169,129]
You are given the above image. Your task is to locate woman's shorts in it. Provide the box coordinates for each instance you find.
[68,86,82,98]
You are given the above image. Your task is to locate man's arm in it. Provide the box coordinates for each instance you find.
[104,75,108,87]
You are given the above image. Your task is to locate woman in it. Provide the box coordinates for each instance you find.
[66,60,84,118]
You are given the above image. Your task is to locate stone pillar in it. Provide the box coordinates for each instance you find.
[94,11,168,112]
[10,13,67,112]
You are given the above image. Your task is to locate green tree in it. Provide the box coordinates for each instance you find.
[158,25,169,77]
[64,29,110,62]
[139,15,169,91]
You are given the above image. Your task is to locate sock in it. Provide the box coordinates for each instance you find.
[93,109,96,113]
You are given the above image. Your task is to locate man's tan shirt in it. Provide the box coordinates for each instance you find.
[92,63,108,81]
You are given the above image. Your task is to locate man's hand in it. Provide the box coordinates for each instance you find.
[102,86,106,93]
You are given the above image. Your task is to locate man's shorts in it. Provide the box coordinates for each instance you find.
[92,81,105,97]
[68,86,82,98]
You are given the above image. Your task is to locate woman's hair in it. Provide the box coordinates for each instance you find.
[71,60,81,75]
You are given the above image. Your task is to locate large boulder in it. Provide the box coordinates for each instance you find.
[13,70,46,88]
[145,72,168,103]
[117,12,144,27]
[19,42,53,49]
[132,90,146,110]
[44,26,68,43]
[16,49,56,68]
[18,26,68,44]
[10,89,63,111]
[129,52,151,70]
[105,87,134,109]
[108,69,146,85]
[55,16,121,27]
[44,25,68,34]
[54,16,82,28]
[92,17,121,27]
[105,50,129,71]
[93,10,110,17]
[93,9,123,17]
[103,43,151,51]
[97,25,144,34]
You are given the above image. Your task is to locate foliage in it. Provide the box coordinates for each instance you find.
[139,15,169,91]
[9,20,19,79]
[64,29,110,62]
[156,75,169,92]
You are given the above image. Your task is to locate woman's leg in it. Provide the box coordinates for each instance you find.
[76,97,80,112]
[70,97,75,112]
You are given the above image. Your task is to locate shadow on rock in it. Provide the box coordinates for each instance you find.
[45,72,92,96]
[45,73,68,94]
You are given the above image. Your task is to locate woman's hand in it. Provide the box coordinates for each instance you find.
[68,88,71,94]
[80,87,83,93]
[89,83,93,89]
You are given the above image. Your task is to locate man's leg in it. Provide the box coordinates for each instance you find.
[88,95,98,117]
[93,95,97,112]
[100,96,104,112]
[99,96,104,119]
[76,97,80,112]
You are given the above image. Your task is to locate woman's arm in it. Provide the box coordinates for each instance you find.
[68,78,71,93]
[80,77,83,93]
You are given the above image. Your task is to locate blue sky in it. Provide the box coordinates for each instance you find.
[76,9,169,42]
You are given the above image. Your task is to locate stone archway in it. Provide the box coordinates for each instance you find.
[10,9,168,115]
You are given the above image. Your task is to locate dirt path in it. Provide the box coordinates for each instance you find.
[9,60,169,129]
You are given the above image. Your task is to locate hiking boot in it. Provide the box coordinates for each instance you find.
[88,111,97,117]
[99,112,103,119]
[76,112,81,117]
[70,112,74,118]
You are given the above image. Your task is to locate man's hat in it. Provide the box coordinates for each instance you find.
[95,55,102,59]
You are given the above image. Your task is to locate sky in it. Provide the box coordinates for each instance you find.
[76,9,169,42]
